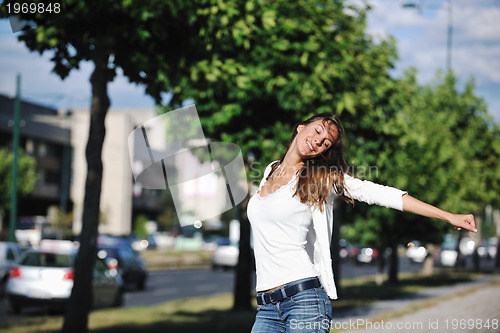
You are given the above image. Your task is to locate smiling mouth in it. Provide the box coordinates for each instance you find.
[306,141,315,152]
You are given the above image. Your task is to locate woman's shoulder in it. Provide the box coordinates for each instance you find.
[262,160,279,178]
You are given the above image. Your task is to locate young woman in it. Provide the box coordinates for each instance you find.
[247,113,477,333]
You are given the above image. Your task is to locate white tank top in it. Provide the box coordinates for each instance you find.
[247,176,319,292]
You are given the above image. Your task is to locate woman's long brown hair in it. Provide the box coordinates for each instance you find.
[269,113,353,211]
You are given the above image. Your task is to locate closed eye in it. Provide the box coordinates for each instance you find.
[317,125,332,148]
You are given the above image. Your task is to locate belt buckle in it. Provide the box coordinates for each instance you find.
[269,291,278,304]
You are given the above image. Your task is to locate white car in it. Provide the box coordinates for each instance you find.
[406,240,428,263]
[440,241,458,267]
[0,242,23,297]
[211,244,239,270]
[6,240,124,313]
[356,247,379,264]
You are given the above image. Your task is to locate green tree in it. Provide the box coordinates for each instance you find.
[157,189,179,232]
[0,148,37,230]
[344,70,499,282]
[1,1,201,331]
[163,0,399,309]
[134,214,149,239]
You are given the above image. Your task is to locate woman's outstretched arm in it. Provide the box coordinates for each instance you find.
[402,194,477,233]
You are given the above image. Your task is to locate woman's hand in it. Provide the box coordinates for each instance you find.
[448,214,477,233]
[402,195,477,233]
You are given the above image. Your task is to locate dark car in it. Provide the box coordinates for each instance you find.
[97,236,148,290]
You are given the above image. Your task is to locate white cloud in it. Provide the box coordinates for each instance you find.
[366,0,500,121]
[458,7,500,42]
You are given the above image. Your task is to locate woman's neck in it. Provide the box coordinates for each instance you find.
[280,150,304,172]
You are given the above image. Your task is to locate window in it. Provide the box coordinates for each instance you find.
[38,142,48,157]
[25,139,35,155]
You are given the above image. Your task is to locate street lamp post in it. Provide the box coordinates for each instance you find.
[446,0,453,71]
[9,74,21,242]
[402,0,453,71]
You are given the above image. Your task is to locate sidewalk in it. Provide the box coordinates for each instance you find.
[332,274,500,333]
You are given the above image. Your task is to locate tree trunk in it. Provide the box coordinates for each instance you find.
[62,51,111,333]
[421,244,435,276]
[233,193,253,311]
[375,248,386,286]
[454,230,465,272]
[388,244,399,284]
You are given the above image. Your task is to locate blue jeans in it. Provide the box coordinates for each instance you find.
[251,283,333,333]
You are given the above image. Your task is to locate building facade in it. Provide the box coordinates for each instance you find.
[0,94,72,237]
[70,108,164,236]
[2,94,228,239]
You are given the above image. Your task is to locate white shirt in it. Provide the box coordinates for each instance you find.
[247,162,407,299]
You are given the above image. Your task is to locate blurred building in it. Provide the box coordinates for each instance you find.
[70,108,164,236]
[70,108,230,235]
[2,93,230,238]
[0,94,72,226]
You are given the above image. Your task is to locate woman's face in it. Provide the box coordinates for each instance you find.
[295,119,339,159]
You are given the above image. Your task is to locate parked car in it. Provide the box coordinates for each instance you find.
[439,241,458,267]
[203,235,231,252]
[211,243,239,270]
[488,237,498,259]
[0,242,23,297]
[97,235,148,290]
[356,246,379,264]
[6,240,123,314]
[14,216,48,247]
[405,240,428,263]
[476,239,491,258]
[339,239,358,261]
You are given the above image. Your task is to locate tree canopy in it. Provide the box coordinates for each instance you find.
[166,0,398,167]
[342,69,500,281]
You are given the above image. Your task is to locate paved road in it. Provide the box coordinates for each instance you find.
[125,268,235,307]
[336,275,500,333]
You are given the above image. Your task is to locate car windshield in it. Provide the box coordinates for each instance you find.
[21,252,73,268]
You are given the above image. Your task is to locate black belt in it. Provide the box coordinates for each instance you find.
[256,278,321,305]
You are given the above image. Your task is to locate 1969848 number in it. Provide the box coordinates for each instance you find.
[6,2,61,14]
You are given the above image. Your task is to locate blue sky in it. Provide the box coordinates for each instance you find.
[0,0,499,122]
[367,0,500,122]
